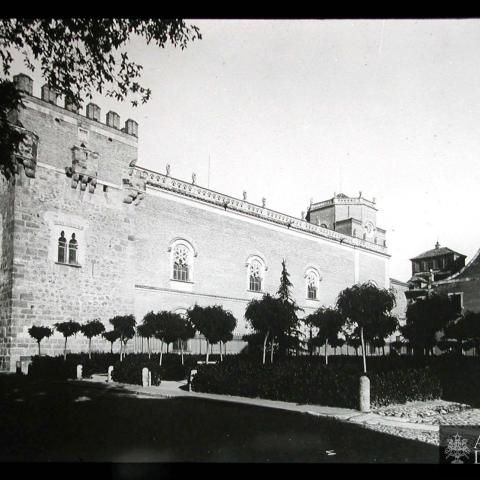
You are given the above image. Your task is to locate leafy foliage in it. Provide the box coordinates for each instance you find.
[187,304,237,362]
[0,79,25,179]
[401,293,458,355]
[305,306,345,364]
[54,320,81,360]
[27,325,53,355]
[336,282,397,373]
[102,330,120,353]
[109,314,136,361]
[444,311,480,354]
[80,319,105,359]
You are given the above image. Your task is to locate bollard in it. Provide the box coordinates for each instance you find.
[21,361,29,376]
[107,365,114,383]
[76,364,83,380]
[359,375,370,412]
[188,369,198,392]
[142,367,149,387]
[148,370,152,387]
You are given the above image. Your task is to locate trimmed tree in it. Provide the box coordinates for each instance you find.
[305,307,345,365]
[102,329,120,354]
[54,321,81,361]
[137,321,156,359]
[176,317,196,365]
[28,325,53,356]
[188,305,236,363]
[336,281,396,373]
[245,294,298,364]
[109,315,136,362]
[80,319,105,360]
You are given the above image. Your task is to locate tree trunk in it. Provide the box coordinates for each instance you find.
[64,337,67,361]
[110,342,113,354]
[148,337,151,360]
[270,337,274,363]
[324,340,328,365]
[309,327,313,356]
[38,341,41,356]
[382,345,385,356]
[262,332,270,365]
[219,341,223,362]
[159,340,164,366]
[89,338,92,360]
[181,342,184,365]
[206,340,210,363]
[360,327,367,374]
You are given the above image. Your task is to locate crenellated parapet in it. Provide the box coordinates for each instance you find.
[65,145,99,193]
[133,166,389,256]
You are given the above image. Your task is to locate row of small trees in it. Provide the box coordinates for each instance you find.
[28,305,238,365]
[243,265,399,374]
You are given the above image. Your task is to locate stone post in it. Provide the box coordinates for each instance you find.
[142,367,149,387]
[188,369,198,392]
[107,365,114,382]
[76,364,83,380]
[359,375,370,412]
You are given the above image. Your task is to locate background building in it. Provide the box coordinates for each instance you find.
[1,74,395,371]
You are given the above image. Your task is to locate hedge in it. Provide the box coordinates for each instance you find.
[191,356,442,408]
[29,353,119,380]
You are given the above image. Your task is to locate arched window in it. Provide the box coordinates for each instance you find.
[68,233,78,264]
[246,255,266,292]
[58,231,67,263]
[169,239,196,283]
[249,259,263,292]
[173,244,190,282]
[305,267,321,300]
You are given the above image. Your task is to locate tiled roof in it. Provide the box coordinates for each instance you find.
[410,246,465,261]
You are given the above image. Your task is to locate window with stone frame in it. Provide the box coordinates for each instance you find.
[249,259,263,292]
[58,231,67,263]
[306,269,320,300]
[172,244,190,282]
[68,233,78,264]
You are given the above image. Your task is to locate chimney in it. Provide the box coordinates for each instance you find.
[86,103,101,122]
[64,97,79,113]
[124,119,138,137]
[106,111,120,129]
[13,74,33,96]
[41,84,58,105]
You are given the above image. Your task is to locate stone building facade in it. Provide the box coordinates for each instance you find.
[0,74,393,371]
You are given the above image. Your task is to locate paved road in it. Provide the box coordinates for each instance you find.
[0,374,438,463]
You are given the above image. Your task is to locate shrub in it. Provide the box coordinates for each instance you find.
[29,353,120,380]
[110,353,216,385]
[191,355,443,408]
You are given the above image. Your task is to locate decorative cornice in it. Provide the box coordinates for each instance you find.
[133,166,389,256]
[310,195,377,211]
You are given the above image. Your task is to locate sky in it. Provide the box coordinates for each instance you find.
[9,19,480,281]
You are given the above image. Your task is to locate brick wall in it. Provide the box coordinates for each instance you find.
[0,87,391,370]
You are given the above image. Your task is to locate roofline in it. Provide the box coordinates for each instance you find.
[434,248,480,285]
